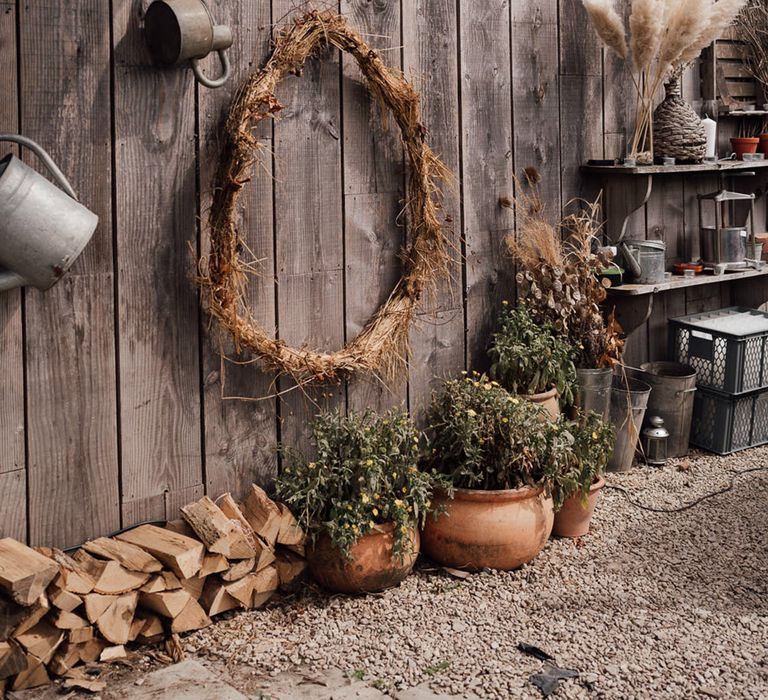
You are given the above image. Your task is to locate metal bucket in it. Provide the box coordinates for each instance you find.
[574,368,613,421]
[607,375,652,472]
[634,362,697,458]
[701,227,747,265]
[622,239,666,284]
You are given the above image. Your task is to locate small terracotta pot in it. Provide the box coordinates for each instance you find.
[522,386,560,421]
[552,475,605,538]
[306,522,418,593]
[759,133,768,156]
[421,486,554,571]
[731,137,759,160]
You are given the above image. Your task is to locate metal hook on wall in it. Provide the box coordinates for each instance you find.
[144,0,233,89]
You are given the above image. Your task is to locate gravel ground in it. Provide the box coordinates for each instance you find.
[185,448,768,699]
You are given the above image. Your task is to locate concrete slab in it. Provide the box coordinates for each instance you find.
[126,660,248,700]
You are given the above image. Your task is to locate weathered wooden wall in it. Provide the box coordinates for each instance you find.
[0,1,764,548]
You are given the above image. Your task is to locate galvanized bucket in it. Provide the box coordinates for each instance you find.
[607,375,652,472]
[574,367,613,421]
[635,362,697,458]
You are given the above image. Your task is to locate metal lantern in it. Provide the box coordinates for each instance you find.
[641,416,669,466]
[144,0,233,89]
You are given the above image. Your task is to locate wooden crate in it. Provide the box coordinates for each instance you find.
[701,30,764,113]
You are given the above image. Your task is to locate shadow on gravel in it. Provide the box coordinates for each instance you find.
[589,474,768,614]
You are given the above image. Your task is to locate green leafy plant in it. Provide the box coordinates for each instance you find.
[549,411,614,510]
[489,302,577,406]
[425,374,561,491]
[275,409,443,557]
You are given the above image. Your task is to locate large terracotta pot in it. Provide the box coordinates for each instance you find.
[523,386,559,420]
[421,487,554,571]
[306,522,418,594]
[552,475,605,538]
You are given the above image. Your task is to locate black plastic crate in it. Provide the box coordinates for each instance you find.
[690,386,768,455]
[670,307,768,395]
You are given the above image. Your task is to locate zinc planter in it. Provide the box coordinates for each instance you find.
[552,475,605,538]
[523,386,560,420]
[421,487,554,571]
[306,523,418,594]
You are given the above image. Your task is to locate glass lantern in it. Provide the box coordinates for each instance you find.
[641,416,669,466]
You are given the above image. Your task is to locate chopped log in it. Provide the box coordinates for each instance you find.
[275,549,307,591]
[12,595,50,636]
[96,592,138,645]
[128,616,145,642]
[200,553,229,577]
[137,614,163,641]
[77,638,106,663]
[223,574,256,608]
[200,578,240,617]
[0,640,26,680]
[169,597,210,634]
[140,575,166,594]
[216,493,257,543]
[52,610,89,630]
[240,486,282,546]
[161,571,183,590]
[100,644,127,662]
[68,627,93,645]
[220,557,255,583]
[82,537,163,573]
[139,589,190,619]
[39,549,94,595]
[84,593,114,624]
[0,538,59,606]
[255,544,277,572]
[0,595,26,641]
[11,652,49,690]
[165,518,196,538]
[48,580,82,613]
[48,642,81,676]
[179,575,206,600]
[73,551,149,594]
[15,620,64,663]
[252,565,279,608]
[276,503,306,547]
[116,525,204,579]
[165,633,185,663]
[63,677,106,693]
[181,496,256,560]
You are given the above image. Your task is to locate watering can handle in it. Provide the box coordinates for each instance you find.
[191,49,231,89]
[0,134,79,201]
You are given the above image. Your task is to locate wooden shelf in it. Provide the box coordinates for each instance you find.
[607,267,768,296]
[582,159,768,176]
[719,110,768,117]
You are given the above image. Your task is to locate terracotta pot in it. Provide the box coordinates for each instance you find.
[421,486,554,571]
[731,137,759,160]
[306,522,418,593]
[522,386,560,420]
[759,133,768,156]
[552,475,605,538]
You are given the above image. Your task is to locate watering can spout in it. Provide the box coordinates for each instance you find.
[0,268,25,292]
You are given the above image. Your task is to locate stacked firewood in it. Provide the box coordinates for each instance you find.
[0,486,306,693]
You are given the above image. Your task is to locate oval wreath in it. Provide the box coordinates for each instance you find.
[199,10,451,386]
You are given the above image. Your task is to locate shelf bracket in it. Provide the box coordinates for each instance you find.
[609,293,654,336]
[603,174,653,244]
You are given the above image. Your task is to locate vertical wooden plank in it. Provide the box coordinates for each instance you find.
[199,2,277,499]
[113,0,202,524]
[559,0,602,206]
[20,0,119,548]
[461,0,515,372]
[602,3,631,161]
[512,1,561,214]
[272,3,345,451]
[341,0,407,413]
[0,0,26,540]
[403,0,464,422]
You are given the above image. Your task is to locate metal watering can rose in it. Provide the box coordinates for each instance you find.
[144,0,233,89]
[0,135,99,293]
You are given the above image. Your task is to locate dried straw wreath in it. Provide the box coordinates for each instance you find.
[199,10,451,386]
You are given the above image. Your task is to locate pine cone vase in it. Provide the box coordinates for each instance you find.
[653,77,706,162]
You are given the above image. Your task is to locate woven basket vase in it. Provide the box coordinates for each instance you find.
[653,77,706,162]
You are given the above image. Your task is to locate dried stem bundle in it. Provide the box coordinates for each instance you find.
[736,0,768,93]
[199,11,452,386]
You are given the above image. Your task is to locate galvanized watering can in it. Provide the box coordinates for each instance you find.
[0,134,98,292]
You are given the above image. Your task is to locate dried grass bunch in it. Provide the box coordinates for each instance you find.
[505,173,624,369]
[199,11,451,386]
[582,0,747,159]
[736,1,768,94]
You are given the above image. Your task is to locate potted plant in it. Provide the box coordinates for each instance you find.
[506,175,624,420]
[489,302,576,419]
[275,408,441,593]
[550,411,614,538]
[420,375,561,571]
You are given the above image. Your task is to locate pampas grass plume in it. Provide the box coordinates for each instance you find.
[678,0,748,64]
[630,0,665,72]
[659,0,713,69]
[582,0,629,59]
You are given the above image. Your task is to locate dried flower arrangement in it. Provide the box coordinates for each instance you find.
[582,0,748,160]
[505,173,624,370]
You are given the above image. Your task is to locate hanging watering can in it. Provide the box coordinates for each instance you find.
[0,134,98,293]
[144,0,233,89]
